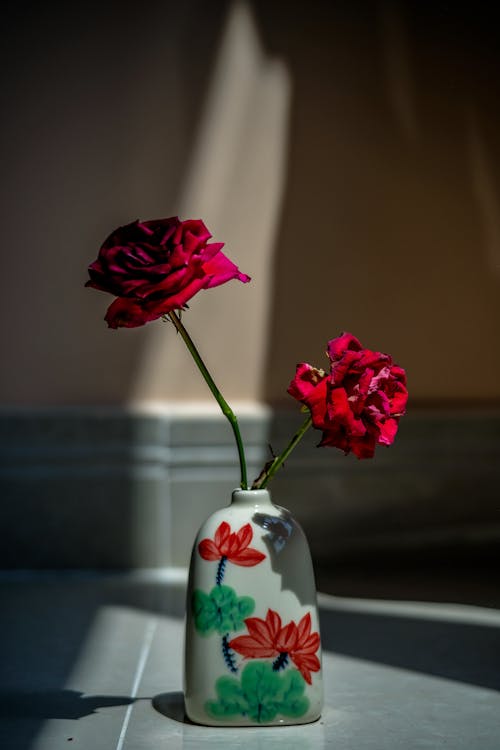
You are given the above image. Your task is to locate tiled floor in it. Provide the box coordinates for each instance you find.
[1,571,499,749]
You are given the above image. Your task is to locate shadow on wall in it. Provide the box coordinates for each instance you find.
[248,0,500,405]
[0,0,233,405]
[1,0,499,406]
[129,0,292,404]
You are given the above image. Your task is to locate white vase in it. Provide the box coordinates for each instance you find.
[184,488,323,726]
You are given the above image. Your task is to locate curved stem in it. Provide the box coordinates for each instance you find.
[252,414,312,489]
[167,311,248,489]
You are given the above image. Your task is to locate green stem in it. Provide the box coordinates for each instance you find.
[167,311,248,489]
[252,414,313,489]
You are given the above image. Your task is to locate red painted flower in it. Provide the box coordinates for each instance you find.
[198,522,266,567]
[229,609,321,684]
[86,216,250,328]
[288,332,408,459]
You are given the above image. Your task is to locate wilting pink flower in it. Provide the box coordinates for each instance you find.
[86,217,250,328]
[288,333,408,459]
[229,609,321,684]
[198,521,266,567]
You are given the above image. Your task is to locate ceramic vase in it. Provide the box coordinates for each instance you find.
[184,488,323,726]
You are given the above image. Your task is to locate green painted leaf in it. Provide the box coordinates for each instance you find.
[205,676,247,718]
[241,662,282,722]
[276,669,310,717]
[192,590,217,635]
[205,662,310,723]
[192,585,255,635]
[238,596,255,619]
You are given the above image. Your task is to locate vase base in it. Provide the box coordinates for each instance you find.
[185,707,322,728]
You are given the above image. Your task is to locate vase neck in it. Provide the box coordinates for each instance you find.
[231,488,274,507]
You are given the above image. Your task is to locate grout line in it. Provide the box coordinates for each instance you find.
[115,618,158,750]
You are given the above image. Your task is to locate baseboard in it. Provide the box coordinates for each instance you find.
[1,406,499,569]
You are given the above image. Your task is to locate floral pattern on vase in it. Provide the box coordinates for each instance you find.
[229,609,320,685]
[187,503,322,725]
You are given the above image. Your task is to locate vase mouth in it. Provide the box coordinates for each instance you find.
[231,487,272,505]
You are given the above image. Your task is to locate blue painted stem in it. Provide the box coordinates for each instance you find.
[216,556,227,585]
[222,634,238,673]
[272,652,289,671]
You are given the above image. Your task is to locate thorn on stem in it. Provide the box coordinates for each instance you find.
[268,443,277,459]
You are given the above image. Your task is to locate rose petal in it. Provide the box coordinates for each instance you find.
[377,417,399,446]
[201,250,251,288]
[287,363,327,403]
[326,387,366,437]
[330,349,362,386]
[104,298,159,328]
[327,332,362,361]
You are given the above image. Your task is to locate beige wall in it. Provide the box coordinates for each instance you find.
[1,1,499,407]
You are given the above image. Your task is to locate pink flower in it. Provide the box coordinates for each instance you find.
[198,521,266,567]
[229,609,321,684]
[288,332,408,459]
[86,217,250,328]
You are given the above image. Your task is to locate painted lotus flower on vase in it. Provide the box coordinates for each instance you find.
[229,609,321,685]
[198,521,266,567]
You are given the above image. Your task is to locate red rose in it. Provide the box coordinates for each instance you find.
[288,333,408,459]
[86,217,250,328]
